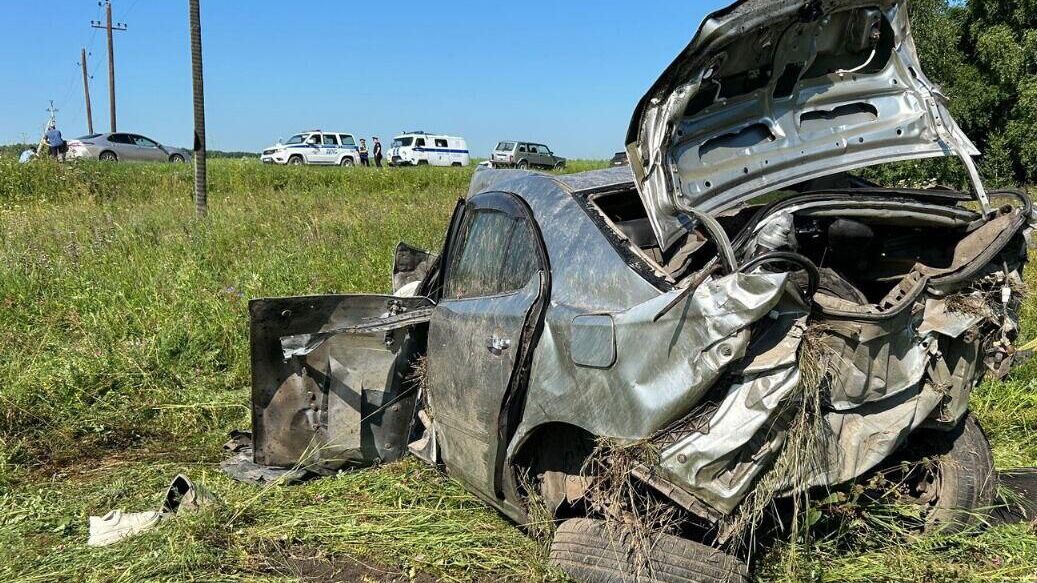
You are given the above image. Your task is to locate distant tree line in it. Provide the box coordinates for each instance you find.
[872,0,1037,187]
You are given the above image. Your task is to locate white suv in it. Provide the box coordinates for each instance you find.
[261,131,360,166]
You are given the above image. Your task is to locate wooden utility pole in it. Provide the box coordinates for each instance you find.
[91,1,127,132]
[189,0,207,217]
[80,48,94,135]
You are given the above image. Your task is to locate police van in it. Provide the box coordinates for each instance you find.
[261,131,361,166]
[389,132,470,167]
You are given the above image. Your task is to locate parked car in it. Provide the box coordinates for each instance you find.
[66,133,191,163]
[609,151,628,166]
[491,141,566,169]
[389,132,470,167]
[260,131,360,166]
[241,1,1031,581]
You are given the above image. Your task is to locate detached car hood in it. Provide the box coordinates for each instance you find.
[627,0,979,251]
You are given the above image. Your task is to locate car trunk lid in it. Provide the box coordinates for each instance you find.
[626,0,981,251]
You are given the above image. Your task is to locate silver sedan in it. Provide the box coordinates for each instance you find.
[66,132,191,163]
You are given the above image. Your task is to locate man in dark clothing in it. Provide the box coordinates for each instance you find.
[358,139,370,167]
[45,123,66,161]
[373,137,383,168]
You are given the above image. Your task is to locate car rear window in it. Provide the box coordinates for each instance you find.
[496,142,515,151]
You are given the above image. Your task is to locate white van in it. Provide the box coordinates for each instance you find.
[389,132,470,167]
[260,131,361,166]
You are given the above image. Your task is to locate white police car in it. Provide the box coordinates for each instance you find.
[261,131,361,166]
[389,132,470,167]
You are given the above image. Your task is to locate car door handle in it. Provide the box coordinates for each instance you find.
[486,336,511,355]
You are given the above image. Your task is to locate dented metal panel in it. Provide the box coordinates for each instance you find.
[627,0,982,251]
[249,295,429,472]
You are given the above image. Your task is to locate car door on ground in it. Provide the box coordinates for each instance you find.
[427,192,545,501]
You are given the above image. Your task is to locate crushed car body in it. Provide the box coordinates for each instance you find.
[240,0,1034,580]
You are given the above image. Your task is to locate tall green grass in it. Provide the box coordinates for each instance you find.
[0,158,1035,581]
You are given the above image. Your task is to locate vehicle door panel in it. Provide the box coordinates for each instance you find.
[250,294,432,472]
[108,134,136,160]
[424,194,547,501]
[428,275,542,496]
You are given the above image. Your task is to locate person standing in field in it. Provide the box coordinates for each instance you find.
[45,123,66,161]
[358,138,370,167]
[372,137,383,168]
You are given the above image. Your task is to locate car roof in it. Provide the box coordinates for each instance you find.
[471,165,634,199]
[555,165,634,194]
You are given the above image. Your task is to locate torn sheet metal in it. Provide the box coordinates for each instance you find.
[250,295,429,473]
[656,297,809,514]
[509,271,790,451]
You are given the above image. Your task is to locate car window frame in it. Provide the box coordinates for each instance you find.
[339,134,356,146]
[322,134,339,146]
[441,192,547,302]
[133,135,160,148]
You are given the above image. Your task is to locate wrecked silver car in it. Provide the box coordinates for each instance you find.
[242,1,1032,581]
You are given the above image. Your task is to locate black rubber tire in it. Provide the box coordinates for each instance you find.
[340,156,354,167]
[922,414,997,531]
[880,413,997,533]
[288,155,304,166]
[555,161,566,170]
[169,154,185,163]
[549,518,749,583]
[517,160,529,169]
[99,150,117,162]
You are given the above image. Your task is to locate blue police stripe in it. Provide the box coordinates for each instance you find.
[413,147,470,154]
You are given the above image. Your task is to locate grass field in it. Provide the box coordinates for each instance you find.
[1,157,1036,582]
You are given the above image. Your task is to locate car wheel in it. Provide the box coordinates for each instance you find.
[550,518,748,583]
[554,161,566,170]
[340,157,354,167]
[417,160,429,166]
[288,155,304,166]
[169,154,186,163]
[874,413,996,533]
[451,162,463,167]
[517,160,529,169]
[99,151,118,162]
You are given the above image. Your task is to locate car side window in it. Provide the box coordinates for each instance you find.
[339,134,356,146]
[500,218,540,291]
[435,138,448,148]
[415,138,426,148]
[444,208,539,300]
[518,144,527,153]
[134,135,158,148]
[307,134,321,144]
[323,134,338,146]
[539,145,551,155]
[109,133,132,144]
[528,145,539,154]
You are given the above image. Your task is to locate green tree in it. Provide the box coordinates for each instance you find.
[909,0,1037,184]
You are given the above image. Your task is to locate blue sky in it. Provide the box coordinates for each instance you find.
[1,1,727,159]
